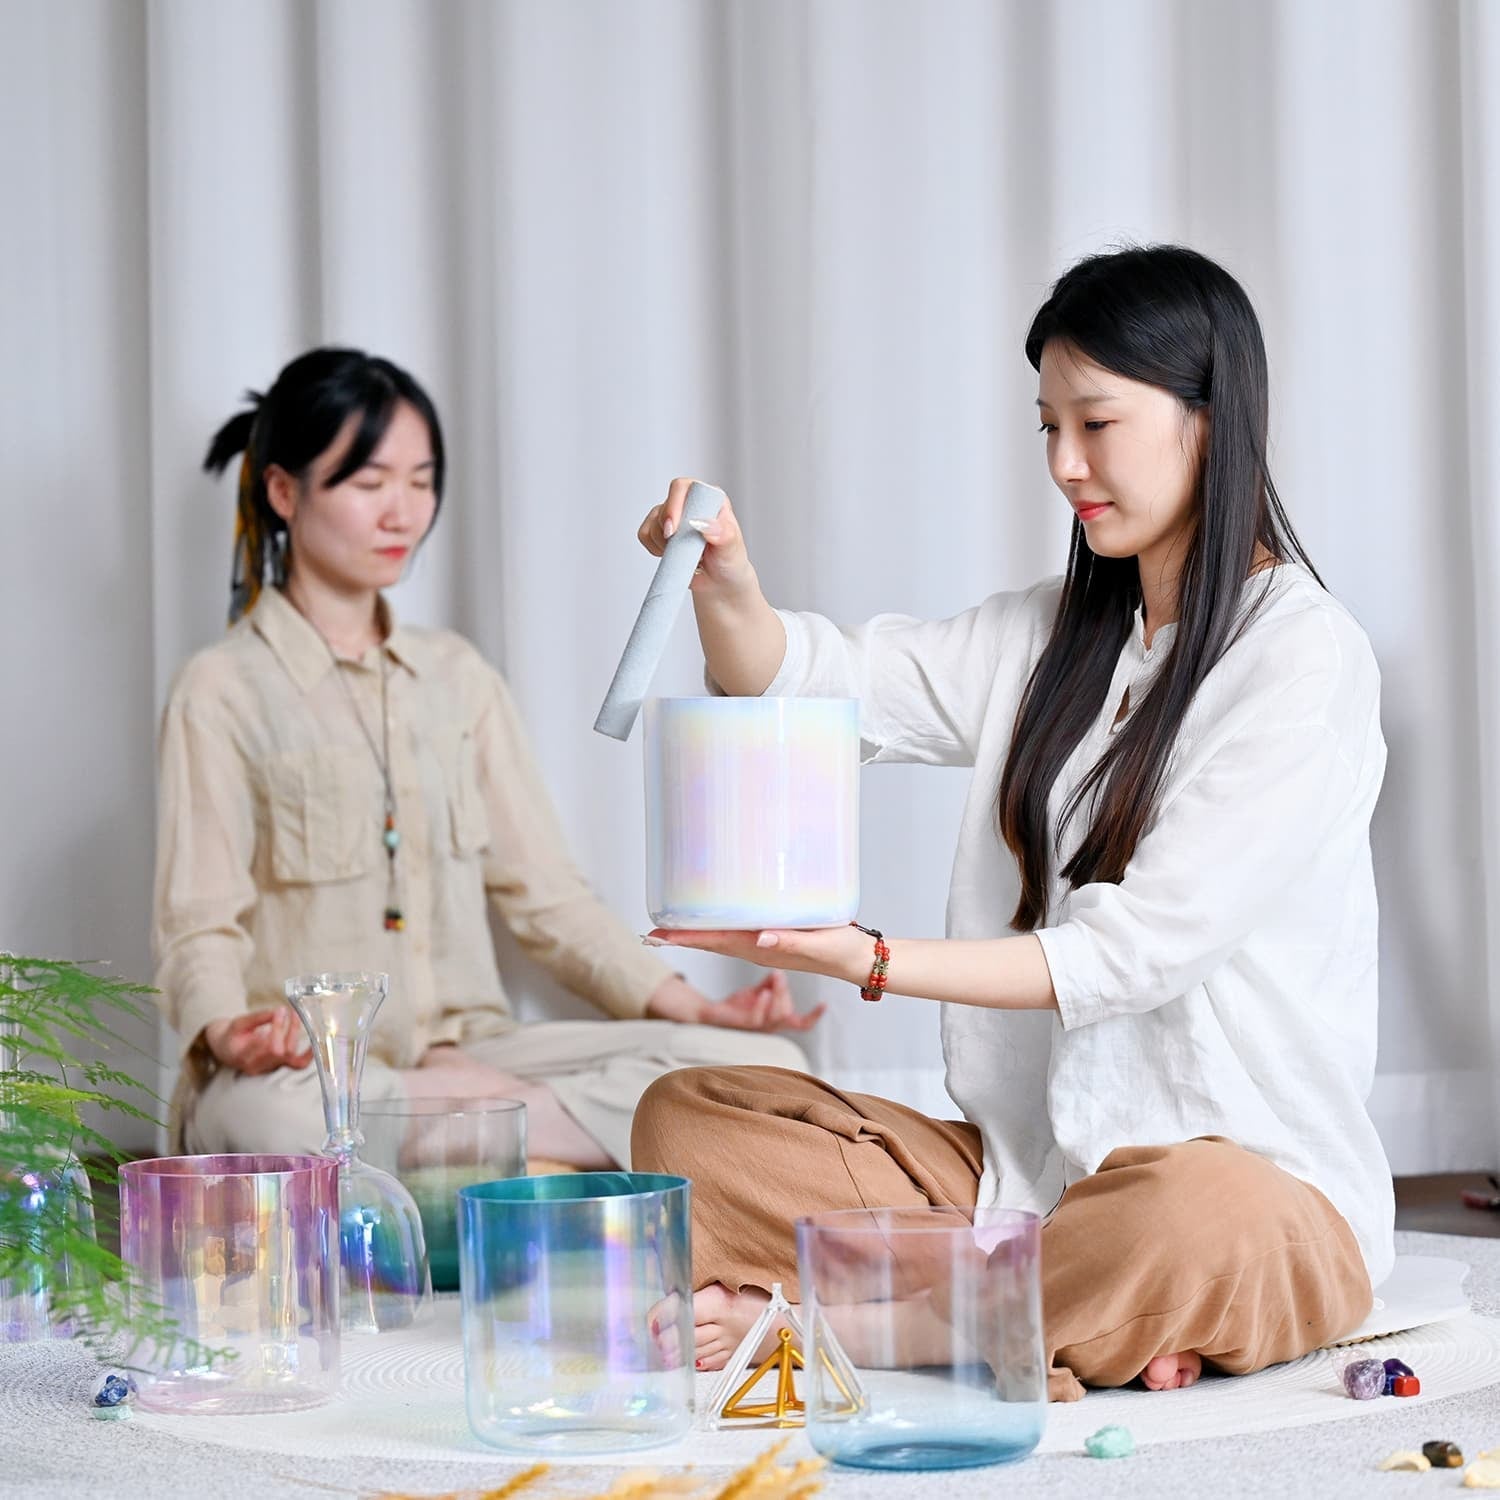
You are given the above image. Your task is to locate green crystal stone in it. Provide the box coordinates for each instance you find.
[383,827,400,851]
[1085,1424,1135,1459]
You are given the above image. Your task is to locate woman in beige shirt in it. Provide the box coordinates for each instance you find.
[154,346,815,1168]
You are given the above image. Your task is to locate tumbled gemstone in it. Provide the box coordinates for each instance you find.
[1341,1358,1386,1399]
[1084,1424,1136,1459]
[92,1372,138,1408]
[1423,1441,1464,1468]
[1377,1451,1431,1472]
[1392,1374,1421,1396]
[1383,1357,1415,1378]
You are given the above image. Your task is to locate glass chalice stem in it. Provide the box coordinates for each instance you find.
[284,972,431,1333]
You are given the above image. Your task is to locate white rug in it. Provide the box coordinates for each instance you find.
[131,1255,1497,1466]
[7,1232,1500,1500]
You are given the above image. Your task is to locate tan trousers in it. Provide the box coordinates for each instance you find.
[183,1021,806,1169]
[630,1066,1373,1402]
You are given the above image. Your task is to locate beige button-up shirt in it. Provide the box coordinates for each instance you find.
[153,586,670,1077]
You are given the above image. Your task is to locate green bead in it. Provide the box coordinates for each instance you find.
[383,828,400,851]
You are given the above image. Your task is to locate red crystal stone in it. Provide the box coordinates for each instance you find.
[1392,1375,1420,1397]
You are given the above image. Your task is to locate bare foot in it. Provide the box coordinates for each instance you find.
[691,1283,786,1372]
[647,1291,687,1368]
[1141,1351,1202,1391]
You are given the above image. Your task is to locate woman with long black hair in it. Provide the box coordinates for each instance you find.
[632,245,1393,1399]
[153,347,817,1169]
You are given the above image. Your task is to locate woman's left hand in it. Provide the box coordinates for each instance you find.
[699,971,825,1032]
[648,925,871,986]
[644,967,826,1032]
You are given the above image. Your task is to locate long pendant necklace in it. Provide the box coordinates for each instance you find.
[303,610,405,933]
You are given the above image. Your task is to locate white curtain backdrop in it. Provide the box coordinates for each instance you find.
[2,0,1496,1171]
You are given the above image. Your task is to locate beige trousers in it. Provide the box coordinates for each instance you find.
[183,1021,806,1169]
[630,1066,1374,1402]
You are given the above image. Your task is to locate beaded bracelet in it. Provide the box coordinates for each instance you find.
[849,921,891,1002]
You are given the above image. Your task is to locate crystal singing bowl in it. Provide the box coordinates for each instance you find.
[644,697,859,930]
[118,1153,340,1414]
[459,1171,694,1454]
[361,1096,526,1293]
[796,1206,1046,1471]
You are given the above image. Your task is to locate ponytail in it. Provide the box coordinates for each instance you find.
[204,396,279,623]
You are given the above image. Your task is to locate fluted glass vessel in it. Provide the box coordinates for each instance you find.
[285,972,431,1333]
[0,1007,98,1342]
[0,1159,96,1341]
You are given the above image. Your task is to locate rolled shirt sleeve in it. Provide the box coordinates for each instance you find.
[1035,666,1383,1030]
[152,676,259,1065]
[476,667,671,1019]
[748,587,1048,768]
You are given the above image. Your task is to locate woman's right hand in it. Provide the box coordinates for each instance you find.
[637,477,757,598]
[201,1006,314,1075]
[637,476,789,696]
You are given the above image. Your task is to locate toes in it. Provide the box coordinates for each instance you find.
[695,1341,731,1372]
[1141,1353,1200,1391]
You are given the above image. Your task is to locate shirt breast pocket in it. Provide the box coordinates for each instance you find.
[265,746,379,884]
[432,726,490,858]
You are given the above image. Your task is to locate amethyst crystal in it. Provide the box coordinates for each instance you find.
[1341,1357,1386,1399]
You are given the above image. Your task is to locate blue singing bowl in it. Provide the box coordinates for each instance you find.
[458,1172,694,1455]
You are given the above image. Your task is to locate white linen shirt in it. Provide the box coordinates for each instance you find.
[762,563,1395,1283]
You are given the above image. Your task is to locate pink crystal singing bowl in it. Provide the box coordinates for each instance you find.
[644,697,859,929]
[119,1153,340,1414]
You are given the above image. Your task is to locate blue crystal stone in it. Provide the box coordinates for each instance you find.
[92,1372,138,1408]
[1383,1357,1414,1378]
[383,828,400,851]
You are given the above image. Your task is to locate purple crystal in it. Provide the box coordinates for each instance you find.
[1383,1357,1414,1378]
[1342,1358,1386,1399]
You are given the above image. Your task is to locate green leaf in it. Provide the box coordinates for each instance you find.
[1,955,229,1368]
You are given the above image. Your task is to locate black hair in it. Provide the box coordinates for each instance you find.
[997,244,1320,929]
[204,346,446,619]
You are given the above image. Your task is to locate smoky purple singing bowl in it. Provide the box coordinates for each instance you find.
[119,1153,340,1415]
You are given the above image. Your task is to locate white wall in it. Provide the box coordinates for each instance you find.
[2,0,1497,1170]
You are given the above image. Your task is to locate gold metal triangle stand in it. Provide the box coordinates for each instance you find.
[705,1283,867,1431]
[721,1328,806,1425]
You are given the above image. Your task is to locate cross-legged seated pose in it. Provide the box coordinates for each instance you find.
[153,348,819,1169]
[631,245,1392,1401]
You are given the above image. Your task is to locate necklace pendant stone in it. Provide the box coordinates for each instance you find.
[384,907,405,933]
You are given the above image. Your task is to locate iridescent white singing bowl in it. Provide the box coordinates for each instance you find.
[644,696,859,930]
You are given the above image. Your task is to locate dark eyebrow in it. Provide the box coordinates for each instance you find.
[1035,394,1120,409]
[357,458,437,471]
